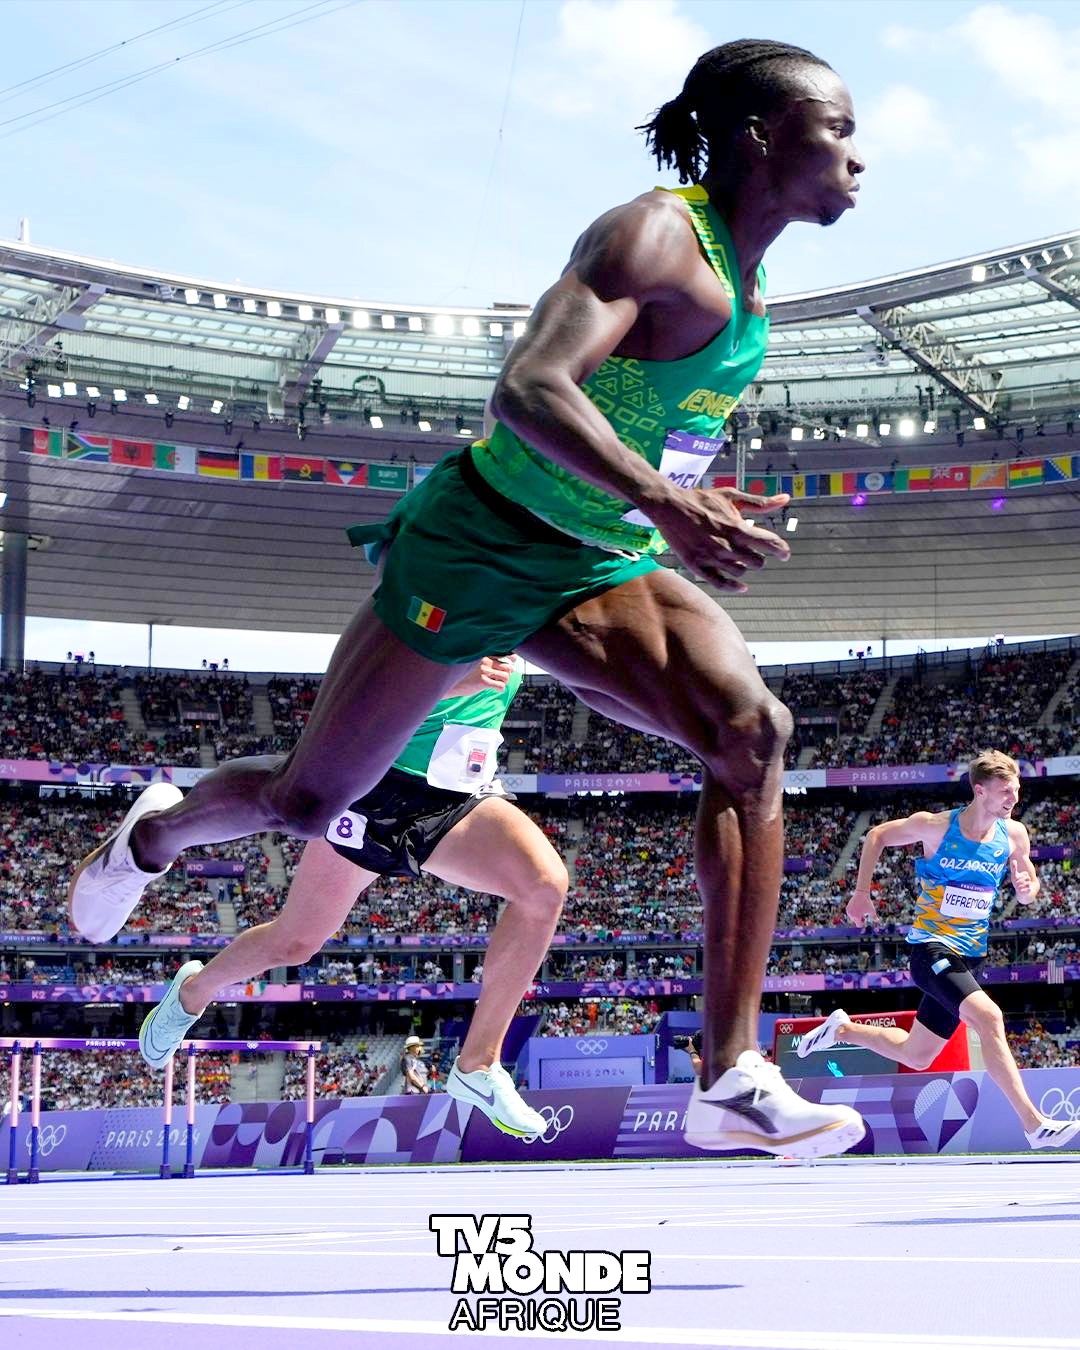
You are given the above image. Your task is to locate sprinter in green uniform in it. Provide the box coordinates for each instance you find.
[74,39,868,1157]
[138,656,557,1140]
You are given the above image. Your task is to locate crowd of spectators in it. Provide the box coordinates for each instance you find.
[1022,789,1080,845]
[4,649,1077,779]
[36,1049,233,1110]
[535,996,663,1037]
[817,649,1077,769]
[267,675,320,739]
[781,669,889,767]
[0,668,145,763]
[1008,1019,1080,1068]
[281,1041,384,1099]
[505,682,580,773]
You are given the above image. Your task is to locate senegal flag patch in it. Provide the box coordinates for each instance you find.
[407,595,447,633]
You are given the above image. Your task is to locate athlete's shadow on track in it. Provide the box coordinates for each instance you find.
[870,1213,1080,1225]
[2,1284,744,1299]
[0,1232,300,1244]
[1,1287,451,1299]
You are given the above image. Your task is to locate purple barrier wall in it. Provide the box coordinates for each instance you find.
[527,1034,655,1090]
[186,860,246,877]
[1,961,1077,1006]
[9,1069,1080,1172]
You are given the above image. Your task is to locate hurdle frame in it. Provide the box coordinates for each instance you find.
[2,1037,321,1183]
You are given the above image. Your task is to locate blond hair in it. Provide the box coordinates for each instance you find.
[968,750,1020,790]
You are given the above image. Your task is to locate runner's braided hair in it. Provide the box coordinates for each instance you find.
[638,39,834,184]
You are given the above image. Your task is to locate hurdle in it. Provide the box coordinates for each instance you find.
[2,1036,321,1183]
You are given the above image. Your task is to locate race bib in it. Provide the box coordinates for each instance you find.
[326,809,368,851]
[621,429,726,528]
[940,883,995,919]
[426,724,503,792]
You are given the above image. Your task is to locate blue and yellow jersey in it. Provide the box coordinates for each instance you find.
[906,808,1011,958]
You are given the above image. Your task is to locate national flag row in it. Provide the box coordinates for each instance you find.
[709,456,1079,497]
[26,429,1080,499]
[27,429,413,492]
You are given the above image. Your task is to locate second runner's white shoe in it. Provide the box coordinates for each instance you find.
[685,1050,866,1158]
[797,1007,850,1059]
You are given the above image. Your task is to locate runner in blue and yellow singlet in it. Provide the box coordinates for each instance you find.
[74,40,869,1158]
[799,750,1080,1149]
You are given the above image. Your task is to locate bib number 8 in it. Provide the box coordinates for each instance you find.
[326,809,368,850]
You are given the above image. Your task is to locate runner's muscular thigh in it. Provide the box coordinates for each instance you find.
[519,568,773,760]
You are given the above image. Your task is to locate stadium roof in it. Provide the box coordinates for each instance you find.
[1,229,1079,643]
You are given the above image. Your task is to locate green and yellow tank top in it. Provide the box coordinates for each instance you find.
[470,185,770,553]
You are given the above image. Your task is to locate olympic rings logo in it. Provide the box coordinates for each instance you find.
[575,1039,608,1055]
[1039,1087,1080,1121]
[28,1123,67,1158]
[778,1023,794,1035]
[524,1105,574,1145]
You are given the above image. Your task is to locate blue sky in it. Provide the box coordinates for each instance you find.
[4,0,1078,306]
[7,0,1079,671]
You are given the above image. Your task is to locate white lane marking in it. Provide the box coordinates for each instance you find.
[0,1307,1077,1348]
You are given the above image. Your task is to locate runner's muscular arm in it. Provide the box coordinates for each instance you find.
[1007,819,1040,902]
[490,196,789,592]
[846,811,943,925]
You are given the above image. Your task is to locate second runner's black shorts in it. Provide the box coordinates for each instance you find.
[907,940,986,1039]
[323,766,514,878]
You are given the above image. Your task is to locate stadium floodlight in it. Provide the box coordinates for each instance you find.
[86,386,100,399]
[812,427,826,440]
[749,436,762,450]
[211,399,224,414]
[46,383,61,398]
[898,417,916,437]
[62,381,77,397]
[351,309,370,328]
[790,426,804,441]
[0,492,6,509]
[489,322,504,337]
[971,264,987,283]
[183,288,199,304]
[462,317,481,337]
[973,415,987,430]
[923,418,937,434]
[1019,254,1032,269]
[297,304,314,321]
[786,515,798,533]
[408,316,423,332]
[368,415,384,429]
[265,300,282,318]
[878,421,891,435]
[212,293,227,309]
[513,321,526,337]
[177,395,191,411]
[112,388,127,401]
[855,422,869,437]
[458,426,474,437]
[380,314,396,329]
[433,315,454,336]
[1042,250,1053,265]
[325,307,340,323]
[417,419,432,432]
[242,297,257,314]
[145,392,159,405]
[1064,243,1074,259]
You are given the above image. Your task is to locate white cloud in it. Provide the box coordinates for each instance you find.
[859,84,975,168]
[520,0,709,119]
[880,24,920,53]
[953,3,1080,120]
